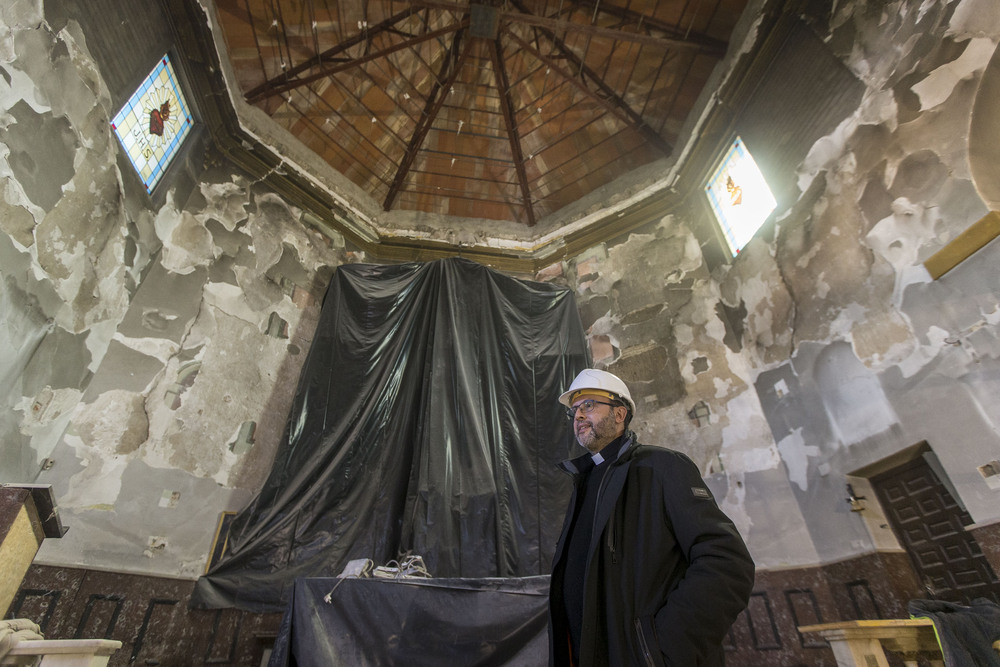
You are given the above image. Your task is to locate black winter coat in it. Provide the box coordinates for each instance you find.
[549,433,755,666]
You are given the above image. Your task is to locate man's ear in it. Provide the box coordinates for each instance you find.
[614,405,628,424]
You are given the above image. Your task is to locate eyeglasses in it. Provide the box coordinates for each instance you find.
[565,399,618,420]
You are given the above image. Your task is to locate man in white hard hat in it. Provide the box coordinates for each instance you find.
[548,369,754,666]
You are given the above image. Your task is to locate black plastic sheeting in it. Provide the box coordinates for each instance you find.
[192,257,588,611]
[268,576,551,666]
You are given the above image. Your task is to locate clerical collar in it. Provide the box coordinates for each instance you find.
[590,433,627,466]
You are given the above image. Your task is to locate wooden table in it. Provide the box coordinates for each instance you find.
[798,619,943,667]
[1,639,122,666]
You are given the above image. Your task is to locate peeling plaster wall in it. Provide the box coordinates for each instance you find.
[0,1,347,577]
[763,0,1000,556]
[541,0,1000,572]
[5,0,1000,586]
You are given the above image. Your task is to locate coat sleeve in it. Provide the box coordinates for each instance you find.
[652,450,755,665]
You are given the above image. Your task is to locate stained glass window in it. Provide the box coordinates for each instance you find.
[705,137,777,257]
[111,55,193,192]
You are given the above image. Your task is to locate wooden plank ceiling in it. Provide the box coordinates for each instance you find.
[214,0,748,226]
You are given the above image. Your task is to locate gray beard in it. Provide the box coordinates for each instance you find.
[575,411,618,453]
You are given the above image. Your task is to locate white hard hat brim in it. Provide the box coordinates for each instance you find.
[558,368,636,414]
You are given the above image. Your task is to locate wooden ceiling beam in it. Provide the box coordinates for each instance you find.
[409,0,726,53]
[488,38,535,226]
[504,28,673,156]
[501,9,724,53]
[240,0,270,80]
[384,31,472,211]
[508,0,673,154]
[244,6,423,101]
[565,0,729,53]
[246,20,468,103]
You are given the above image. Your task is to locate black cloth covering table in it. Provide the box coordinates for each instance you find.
[268,575,551,666]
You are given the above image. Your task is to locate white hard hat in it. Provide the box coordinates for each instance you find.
[559,368,636,414]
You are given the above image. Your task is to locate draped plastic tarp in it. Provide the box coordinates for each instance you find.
[192,257,589,611]
[268,576,551,666]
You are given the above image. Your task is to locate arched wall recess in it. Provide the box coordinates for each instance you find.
[813,342,897,446]
[925,42,1000,279]
[969,42,1000,210]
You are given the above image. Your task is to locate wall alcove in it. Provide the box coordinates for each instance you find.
[969,42,1000,209]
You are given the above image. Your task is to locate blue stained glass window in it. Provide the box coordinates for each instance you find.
[111,55,193,192]
[705,137,777,257]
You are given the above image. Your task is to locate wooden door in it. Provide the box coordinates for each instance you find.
[871,456,1000,603]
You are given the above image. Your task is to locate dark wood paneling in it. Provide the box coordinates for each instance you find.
[11,565,281,667]
[8,550,942,666]
[845,579,882,619]
[969,520,1000,576]
[10,589,61,632]
[724,552,925,666]
[746,591,782,650]
[785,588,826,648]
[74,594,122,639]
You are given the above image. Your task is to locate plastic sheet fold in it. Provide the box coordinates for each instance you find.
[192,258,588,611]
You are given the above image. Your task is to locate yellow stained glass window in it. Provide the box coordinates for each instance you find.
[705,137,777,257]
[111,55,193,192]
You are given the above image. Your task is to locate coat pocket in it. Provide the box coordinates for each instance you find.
[633,616,664,667]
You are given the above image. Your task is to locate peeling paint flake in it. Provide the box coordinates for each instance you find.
[158,490,180,508]
[197,180,248,231]
[60,445,128,508]
[910,38,997,111]
[947,0,1000,39]
[112,332,180,360]
[776,428,819,491]
[736,446,782,474]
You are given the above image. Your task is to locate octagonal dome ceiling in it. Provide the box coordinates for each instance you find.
[212,0,749,232]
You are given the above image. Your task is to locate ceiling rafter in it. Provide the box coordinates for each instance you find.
[409,0,725,53]
[305,0,321,58]
[243,6,423,101]
[639,45,677,118]
[247,20,467,103]
[566,0,729,51]
[293,81,403,174]
[384,29,473,211]
[488,37,536,226]
[285,95,394,189]
[507,0,673,154]
[501,9,724,52]
[270,0,295,75]
[504,28,673,155]
[240,0,271,79]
